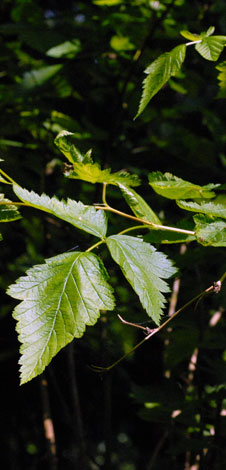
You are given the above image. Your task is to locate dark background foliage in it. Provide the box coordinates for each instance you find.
[1,1,226,469]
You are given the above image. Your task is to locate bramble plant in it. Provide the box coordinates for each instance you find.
[1,26,226,385]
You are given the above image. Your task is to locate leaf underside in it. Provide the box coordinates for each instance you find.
[8,251,115,384]
[106,235,177,325]
[13,184,107,238]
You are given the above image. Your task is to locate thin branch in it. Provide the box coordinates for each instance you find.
[94,204,195,235]
[92,276,225,373]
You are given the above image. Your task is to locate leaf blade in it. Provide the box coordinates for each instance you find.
[106,235,176,325]
[195,36,226,61]
[8,251,115,383]
[0,194,21,222]
[136,44,186,118]
[194,214,226,247]
[119,183,161,224]
[177,195,226,219]
[148,172,217,200]
[13,184,107,238]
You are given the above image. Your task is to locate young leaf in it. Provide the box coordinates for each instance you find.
[46,39,81,58]
[8,251,115,384]
[13,184,107,238]
[195,36,226,61]
[0,195,21,222]
[177,195,226,219]
[119,183,161,224]
[136,44,186,118]
[194,214,226,247]
[66,163,141,187]
[54,130,93,164]
[148,172,217,200]
[55,131,140,187]
[106,235,177,325]
[180,30,201,41]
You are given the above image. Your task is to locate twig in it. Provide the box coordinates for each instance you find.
[92,277,224,373]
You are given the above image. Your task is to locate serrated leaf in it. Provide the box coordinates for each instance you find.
[106,235,177,325]
[177,195,226,219]
[119,183,161,224]
[180,30,201,41]
[216,61,226,98]
[54,130,93,164]
[195,36,226,61]
[194,214,226,247]
[148,172,216,200]
[136,44,186,118]
[8,251,115,383]
[66,162,141,187]
[13,185,107,238]
[0,194,21,222]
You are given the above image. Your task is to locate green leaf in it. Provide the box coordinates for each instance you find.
[46,39,81,58]
[0,233,2,241]
[93,0,123,5]
[118,183,161,224]
[13,185,107,238]
[195,36,226,61]
[8,251,115,383]
[136,44,186,118]
[194,214,226,247]
[110,36,135,52]
[148,172,216,200]
[55,131,140,187]
[206,26,215,37]
[216,61,226,98]
[67,163,141,187]
[106,235,177,325]
[177,195,226,219]
[0,194,21,222]
[19,65,63,90]
[180,30,201,41]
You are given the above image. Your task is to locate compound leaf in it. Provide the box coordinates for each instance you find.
[106,235,177,325]
[8,251,115,384]
[177,195,226,219]
[13,184,107,238]
[148,172,217,200]
[0,194,21,222]
[195,36,226,61]
[119,183,161,224]
[54,130,93,164]
[136,44,186,117]
[194,214,226,246]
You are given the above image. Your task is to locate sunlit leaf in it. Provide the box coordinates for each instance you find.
[180,30,201,41]
[13,185,107,238]
[119,183,161,224]
[0,194,21,222]
[93,0,122,5]
[106,235,177,325]
[110,35,135,51]
[194,214,226,246]
[54,130,92,164]
[195,36,226,61]
[67,163,141,187]
[8,251,115,383]
[177,195,226,219]
[148,172,217,200]
[136,45,186,117]
[19,65,62,90]
[46,39,81,58]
